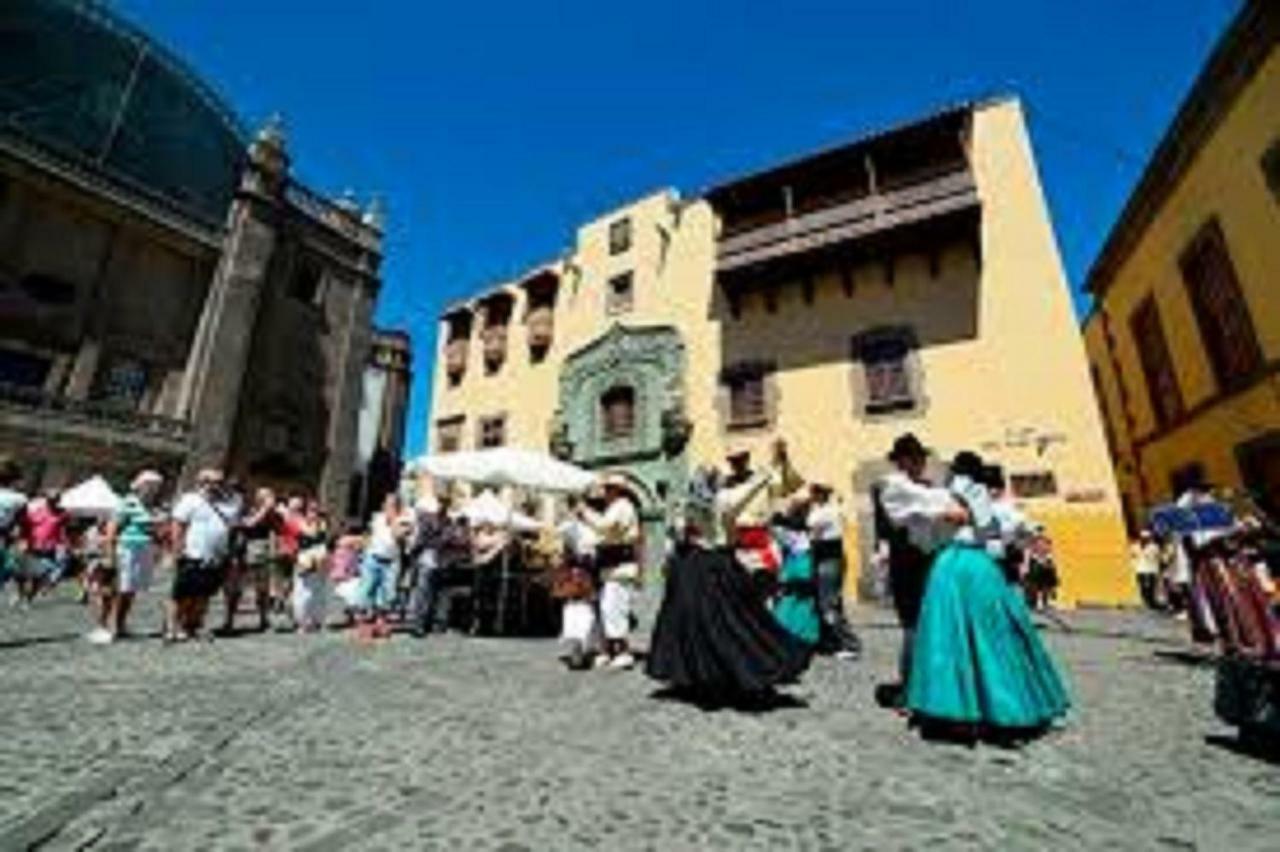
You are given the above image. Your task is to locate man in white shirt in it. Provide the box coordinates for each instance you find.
[807,483,861,660]
[874,434,964,699]
[168,469,236,642]
[579,476,641,670]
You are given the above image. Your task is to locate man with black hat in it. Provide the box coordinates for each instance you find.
[874,433,959,701]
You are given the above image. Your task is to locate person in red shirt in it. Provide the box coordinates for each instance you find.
[17,491,69,603]
[271,495,306,629]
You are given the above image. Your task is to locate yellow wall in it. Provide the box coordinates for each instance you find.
[430,98,1134,606]
[1083,44,1280,514]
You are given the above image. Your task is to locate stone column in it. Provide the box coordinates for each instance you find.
[178,118,289,483]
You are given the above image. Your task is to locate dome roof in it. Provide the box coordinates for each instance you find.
[0,0,248,226]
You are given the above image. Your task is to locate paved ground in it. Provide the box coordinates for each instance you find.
[0,586,1276,852]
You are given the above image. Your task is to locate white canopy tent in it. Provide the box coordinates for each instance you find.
[60,476,122,518]
[411,448,596,634]
[414,447,596,495]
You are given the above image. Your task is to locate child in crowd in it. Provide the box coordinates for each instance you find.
[330,523,365,629]
[291,501,330,632]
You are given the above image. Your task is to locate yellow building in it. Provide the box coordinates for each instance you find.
[429,97,1133,606]
[1083,0,1280,529]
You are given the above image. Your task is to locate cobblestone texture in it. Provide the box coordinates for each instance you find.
[0,588,1275,851]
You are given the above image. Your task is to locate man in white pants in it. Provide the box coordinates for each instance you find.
[579,476,640,670]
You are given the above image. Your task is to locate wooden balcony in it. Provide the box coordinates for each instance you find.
[716,169,979,279]
[444,338,469,379]
[527,306,554,351]
[481,325,508,370]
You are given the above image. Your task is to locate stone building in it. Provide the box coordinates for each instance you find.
[0,0,382,514]
[350,329,413,519]
[428,97,1134,606]
[1083,0,1280,527]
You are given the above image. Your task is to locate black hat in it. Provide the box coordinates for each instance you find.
[950,451,985,480]
[887,433,929,463]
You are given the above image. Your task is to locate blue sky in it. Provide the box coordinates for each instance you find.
[113,0,1240,454]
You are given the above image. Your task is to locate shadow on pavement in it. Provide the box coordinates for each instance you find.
[0,631,85,651]
[649,686,809,714]
[1204,733,1280,766]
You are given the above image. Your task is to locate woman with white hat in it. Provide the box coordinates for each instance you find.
[89,470,164,645]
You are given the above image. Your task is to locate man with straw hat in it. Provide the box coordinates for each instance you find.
[577,473,641,670]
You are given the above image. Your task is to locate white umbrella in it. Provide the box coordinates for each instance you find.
[61,475,121,518]
[461,489,543,532]
[417,447,596,494]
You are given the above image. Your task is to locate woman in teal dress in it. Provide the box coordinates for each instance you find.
[906,452,1070,737]
[772,523,820,646]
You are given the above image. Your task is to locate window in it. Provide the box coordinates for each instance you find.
[1262,139,1280,203]
[852,327,917,414]
[1130,296,1184,429]
[722,364,769,429]
[600,386,636,439]
[1090,366,1119,460]
[1179,220,1262,391]
[436,416,464,453]
[289,255,324,305]
[478,415,506,449]
[606,272,634,315]
[0,348,51,388]
[92,356,149,408]
[19,273,77,306]
[1010,471,1058,499]
[608,217,632,255]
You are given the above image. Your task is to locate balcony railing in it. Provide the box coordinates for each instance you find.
[0,383,191,448]
[284,182,382,254]
[716,169,979,276]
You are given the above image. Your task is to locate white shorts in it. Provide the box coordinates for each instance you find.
[117,544,155,594]
[560,600,598,646]
[599,579,632,641]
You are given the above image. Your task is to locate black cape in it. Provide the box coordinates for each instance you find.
[645,544,812,695]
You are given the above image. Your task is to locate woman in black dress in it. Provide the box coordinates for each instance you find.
[645,468,812,703]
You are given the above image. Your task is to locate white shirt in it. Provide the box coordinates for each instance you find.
[877,471,955,553]
[582,498,639,545]
[1132,542,1160,577]
[558,517,599,559]
[989,496,1030,560]
[0,487,26,531]
[807,501,844,543]
[368,512,404,561]
[171,491,232,561]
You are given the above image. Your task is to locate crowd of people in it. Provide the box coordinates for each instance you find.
[0,434,1088,744]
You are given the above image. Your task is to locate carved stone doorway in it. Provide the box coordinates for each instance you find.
[550,324,691,571]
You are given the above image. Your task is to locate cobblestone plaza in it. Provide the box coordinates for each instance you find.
[0,592,1275,851]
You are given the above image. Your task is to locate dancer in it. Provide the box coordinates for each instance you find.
[645,464,812,705]
[874,433,954,704]
[772,496,820,647]
[554,495,601,669]
[578,476,640,670]
[906,449,1071,741]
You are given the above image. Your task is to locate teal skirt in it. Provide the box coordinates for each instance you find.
[907,543,1070,729]
[772,549,820,646]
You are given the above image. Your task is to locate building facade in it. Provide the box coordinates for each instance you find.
[350,328,413,519]
[428,98,1133,606]
[1083,0,1280,527]
[0,0,382,514]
